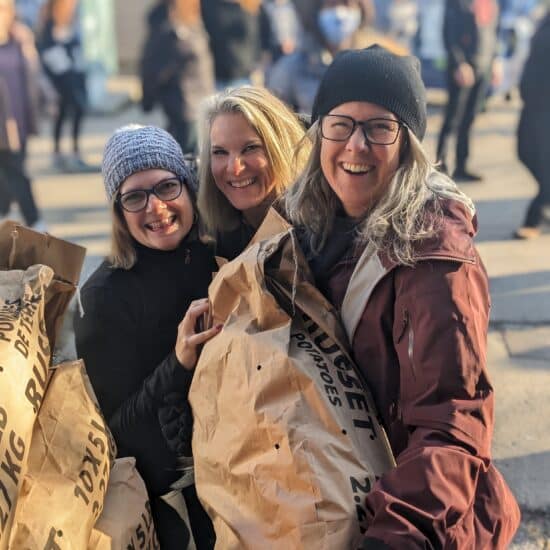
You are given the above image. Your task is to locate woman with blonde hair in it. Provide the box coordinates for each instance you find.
[197,85,308,259]
[285,45,520,548]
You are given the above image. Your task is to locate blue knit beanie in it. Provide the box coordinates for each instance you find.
[311,45,427,140]
[102,125,192,200]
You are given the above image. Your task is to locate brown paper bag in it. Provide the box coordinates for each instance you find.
[189,209,395,549]
[88,457,160,550]
[0,223,85,549]
[9,360,115,549]
[0,264,54,549]
[0,220,86,350]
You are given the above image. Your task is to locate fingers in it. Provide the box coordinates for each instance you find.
[180,299,210,332]
[175,321,222,370]
[185,324,223,348]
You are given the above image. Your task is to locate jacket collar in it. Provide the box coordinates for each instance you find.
[379,198,478,271]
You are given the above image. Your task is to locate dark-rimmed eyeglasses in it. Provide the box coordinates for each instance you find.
[320,115,405,145]
[116,177,184,213]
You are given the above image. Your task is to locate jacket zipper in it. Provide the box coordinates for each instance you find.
[408,322,416,380]
[401,309,416,380]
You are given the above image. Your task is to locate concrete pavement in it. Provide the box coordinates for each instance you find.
[16,83,550,547]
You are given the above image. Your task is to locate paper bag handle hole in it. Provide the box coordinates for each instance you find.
[274,443,280,450]
[257,365,262,371]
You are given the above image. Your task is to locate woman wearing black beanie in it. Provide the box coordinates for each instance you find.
[285,45,519,549]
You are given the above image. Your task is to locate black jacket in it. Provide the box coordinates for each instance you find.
[215,221,256,261]
[517,13,550,180]
[38,21,87,106]
[201,0,260,81]
[140,7,214,123]
[443,0,499,74]
[75,235,217,548]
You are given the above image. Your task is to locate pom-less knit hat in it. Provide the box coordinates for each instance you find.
[102,125,192,201]
[311,45,427,140]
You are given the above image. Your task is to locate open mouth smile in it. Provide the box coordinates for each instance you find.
[342,162,373,175]
[145,215,177,231]
[228,177,255,188]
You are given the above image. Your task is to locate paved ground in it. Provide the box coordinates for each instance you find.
[11,80,550,547]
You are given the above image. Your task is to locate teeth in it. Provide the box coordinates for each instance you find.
[229,178,254,188]
[342,163,371,173]
[147,216,175,230]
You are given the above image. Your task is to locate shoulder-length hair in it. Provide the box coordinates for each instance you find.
[107,181,200,270]
[107,196,137,270]
[284,122,475,266]
[197,86,310,235]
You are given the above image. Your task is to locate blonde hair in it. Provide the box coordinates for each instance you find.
[285,123,475,265]
[197,86,310,235]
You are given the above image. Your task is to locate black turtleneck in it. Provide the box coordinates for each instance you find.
[214,220,256,261]
[74,234,217,548]
[298,213,360,297]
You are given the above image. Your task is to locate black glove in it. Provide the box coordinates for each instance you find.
[158,392,194,457]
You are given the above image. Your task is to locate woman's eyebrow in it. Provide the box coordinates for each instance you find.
[122,176,176,192]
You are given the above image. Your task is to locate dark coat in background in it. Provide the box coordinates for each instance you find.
[38,20,87,112]
[0,22,39,151]
[436,0,500,174]
[443,0,499,75]
[200,0,261,84]
[140,5,214,154]
[517,13,550,228]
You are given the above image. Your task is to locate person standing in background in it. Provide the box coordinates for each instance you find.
[267,0,376,115]
[140,0,215,155]
[38,0,90,172]
[201,0,261,90]
[436,0,500,182]
[0,0,44,229]
[514,4,550,239]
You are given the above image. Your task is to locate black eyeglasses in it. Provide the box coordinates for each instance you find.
[117,177,184,212]
[321,115,405,145]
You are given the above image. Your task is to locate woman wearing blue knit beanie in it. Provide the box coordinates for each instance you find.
[285,45,519,548]
[75,125,218,549]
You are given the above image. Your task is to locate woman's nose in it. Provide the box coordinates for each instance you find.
[146,193,166,212]
[346,126,370,152]
[229,155,245,176]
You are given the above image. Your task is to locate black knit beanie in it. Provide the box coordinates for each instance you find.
[311,45,427,140]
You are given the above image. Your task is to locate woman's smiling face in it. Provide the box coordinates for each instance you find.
[119,169,194,251]
[320,101,404,218]
[210,112,276,225]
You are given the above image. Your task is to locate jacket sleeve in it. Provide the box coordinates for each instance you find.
[363,258,494,548]
[74,284,194,456]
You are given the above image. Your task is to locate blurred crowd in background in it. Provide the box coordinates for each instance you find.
[1,0,549,233]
